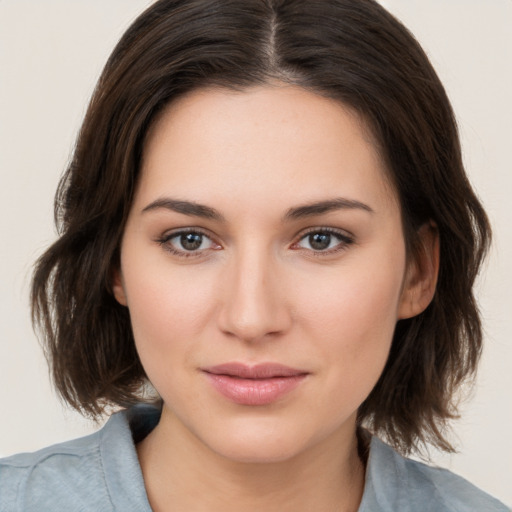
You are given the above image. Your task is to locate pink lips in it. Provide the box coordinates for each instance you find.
[202,363,308,406]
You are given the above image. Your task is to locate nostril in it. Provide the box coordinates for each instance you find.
[218,310,290,343]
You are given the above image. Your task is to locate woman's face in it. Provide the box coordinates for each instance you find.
[114,84,427,463]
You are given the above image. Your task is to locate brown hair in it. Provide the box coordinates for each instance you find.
[31,0,491,455]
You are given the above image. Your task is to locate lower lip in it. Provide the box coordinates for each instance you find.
[204,373,307,405]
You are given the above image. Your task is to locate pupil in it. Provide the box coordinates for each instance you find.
[181,233,202,251]
[310,233,331,250]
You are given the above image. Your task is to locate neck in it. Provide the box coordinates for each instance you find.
[137,406,366,512]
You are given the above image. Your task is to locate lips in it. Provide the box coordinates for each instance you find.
[202,363,308,406]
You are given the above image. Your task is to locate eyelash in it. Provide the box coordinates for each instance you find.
[156,228,218,259]
[292,227,355,257]
[156,227,355,259]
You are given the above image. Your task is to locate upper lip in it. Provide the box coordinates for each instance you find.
[202,362,308,379]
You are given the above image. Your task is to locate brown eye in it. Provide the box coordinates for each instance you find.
[158,229,219,256]
[180,232,204,251]
[295,229,354,253]
[309,232,332,251]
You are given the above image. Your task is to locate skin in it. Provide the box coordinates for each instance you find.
[113,84,439,512]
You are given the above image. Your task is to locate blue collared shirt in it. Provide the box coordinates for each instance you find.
[0,405,508,511]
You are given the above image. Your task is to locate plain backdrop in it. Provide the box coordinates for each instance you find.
[1,0,511,506]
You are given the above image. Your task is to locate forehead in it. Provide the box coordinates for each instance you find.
[137,84,399,216]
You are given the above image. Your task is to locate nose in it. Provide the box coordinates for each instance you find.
[217,246,292,343]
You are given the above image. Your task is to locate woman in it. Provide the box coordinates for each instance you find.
[0,0,508,510]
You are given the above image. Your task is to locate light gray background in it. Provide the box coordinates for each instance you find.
[1,0,511,506]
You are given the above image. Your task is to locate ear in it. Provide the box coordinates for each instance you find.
[111,266,128,306]
[398,222,440,320]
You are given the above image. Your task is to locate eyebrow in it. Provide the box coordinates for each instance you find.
[284,198,374,220]
[141,196,373,222]
[142,198,225,221]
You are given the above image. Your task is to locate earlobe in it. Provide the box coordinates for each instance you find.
[398,222,440,320]
[111,267,128,306]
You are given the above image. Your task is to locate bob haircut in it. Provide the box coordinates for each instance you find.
[32,0,491,455]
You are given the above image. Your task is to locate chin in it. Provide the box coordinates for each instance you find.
[215,438,305,465]
[198,418,318,465]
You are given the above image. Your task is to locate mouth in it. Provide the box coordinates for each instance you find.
[201,362,309,406]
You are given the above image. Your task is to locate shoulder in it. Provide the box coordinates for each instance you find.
[0,406,156,512]
[359,436,509,512]
[0,423,112,511]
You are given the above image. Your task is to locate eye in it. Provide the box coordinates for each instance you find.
[157,229,220,257]
[293,228,354,253]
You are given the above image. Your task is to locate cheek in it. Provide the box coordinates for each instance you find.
[120,255,218,366]
[293,251,405,386]
[121,265,219,410]
[294,270,402,425]
[298,260,403,336]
